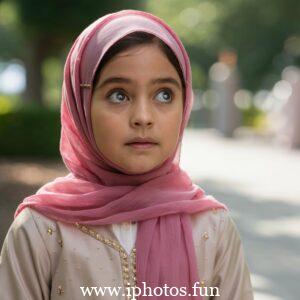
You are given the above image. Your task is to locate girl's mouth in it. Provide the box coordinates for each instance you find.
[126,142,158,149]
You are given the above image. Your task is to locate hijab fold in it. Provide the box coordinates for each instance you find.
[15,9,227,299]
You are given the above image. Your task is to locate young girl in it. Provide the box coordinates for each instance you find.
[0,9,254,300]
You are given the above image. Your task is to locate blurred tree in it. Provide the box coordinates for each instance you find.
[1,0,300,104]
[8,0,145,105]
[216,0,300,90]
[0,1,23,59]
[147,0,300,91]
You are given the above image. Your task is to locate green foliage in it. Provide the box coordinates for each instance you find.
[13,0,146,44]
[0,1,24,59]
[0,102,61,157]
[215,0,300,90]
[1,0,298,126]
[242,105,265,128]
[146,0,300,91]
[0,95,19,114]
[42,56,63,108]
[1,0,147,106]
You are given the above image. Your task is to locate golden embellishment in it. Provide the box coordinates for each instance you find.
[130,247,137,287]
[58,239,63,247]
[74,222,137,296]
[47,227,53,235]
[200,280,206,287]
[202,232,209,240]
[80,83,92,88]
[57,285,64,295]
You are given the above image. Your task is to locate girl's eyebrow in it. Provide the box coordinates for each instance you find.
[96,76,181,90]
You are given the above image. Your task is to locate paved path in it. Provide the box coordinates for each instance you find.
[181,128,300,300]
[1,128,299,299]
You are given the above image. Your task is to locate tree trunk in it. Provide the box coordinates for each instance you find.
[23,37,47,106]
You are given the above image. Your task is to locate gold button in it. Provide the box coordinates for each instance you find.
[47,227,53,235]
[124,280,130,286]
[57,285,64,295]
[202,232,209,240]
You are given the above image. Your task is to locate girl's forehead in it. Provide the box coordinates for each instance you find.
[100,45,180,75]
[96,49,182,88]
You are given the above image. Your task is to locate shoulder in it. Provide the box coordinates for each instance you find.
[5,207,63,261]
[1,207,53,271]
[0,208,53,299]
[190,207,241,246]
[3,207,65,274]
[12,207,58,237]
[191,207,229,233]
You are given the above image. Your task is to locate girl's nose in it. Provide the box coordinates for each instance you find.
[130,98,154,128]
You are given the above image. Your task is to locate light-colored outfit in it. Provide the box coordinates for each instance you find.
[0,207,254,300]
[13,10,235,299]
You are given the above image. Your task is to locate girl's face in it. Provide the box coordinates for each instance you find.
[91,44,184,174]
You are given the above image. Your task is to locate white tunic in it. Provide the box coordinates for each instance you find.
[111,222,137,255]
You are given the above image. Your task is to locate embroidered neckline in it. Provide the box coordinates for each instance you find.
[74,222,137,293]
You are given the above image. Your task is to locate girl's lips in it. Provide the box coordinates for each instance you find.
[126,142,158,149]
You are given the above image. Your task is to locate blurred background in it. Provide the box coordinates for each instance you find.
[0,0,300,299]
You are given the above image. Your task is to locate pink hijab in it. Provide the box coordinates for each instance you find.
[15,9,227,299]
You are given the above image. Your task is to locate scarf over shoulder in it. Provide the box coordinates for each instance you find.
[15,9,228,299]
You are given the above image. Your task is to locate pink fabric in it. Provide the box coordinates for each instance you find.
[15,9,228,299]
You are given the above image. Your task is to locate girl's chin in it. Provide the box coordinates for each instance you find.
[121,161,162,175]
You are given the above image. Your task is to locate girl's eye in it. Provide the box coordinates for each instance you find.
[106,89,173,104]
[107,90,128,103]
[155,89,173,103]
